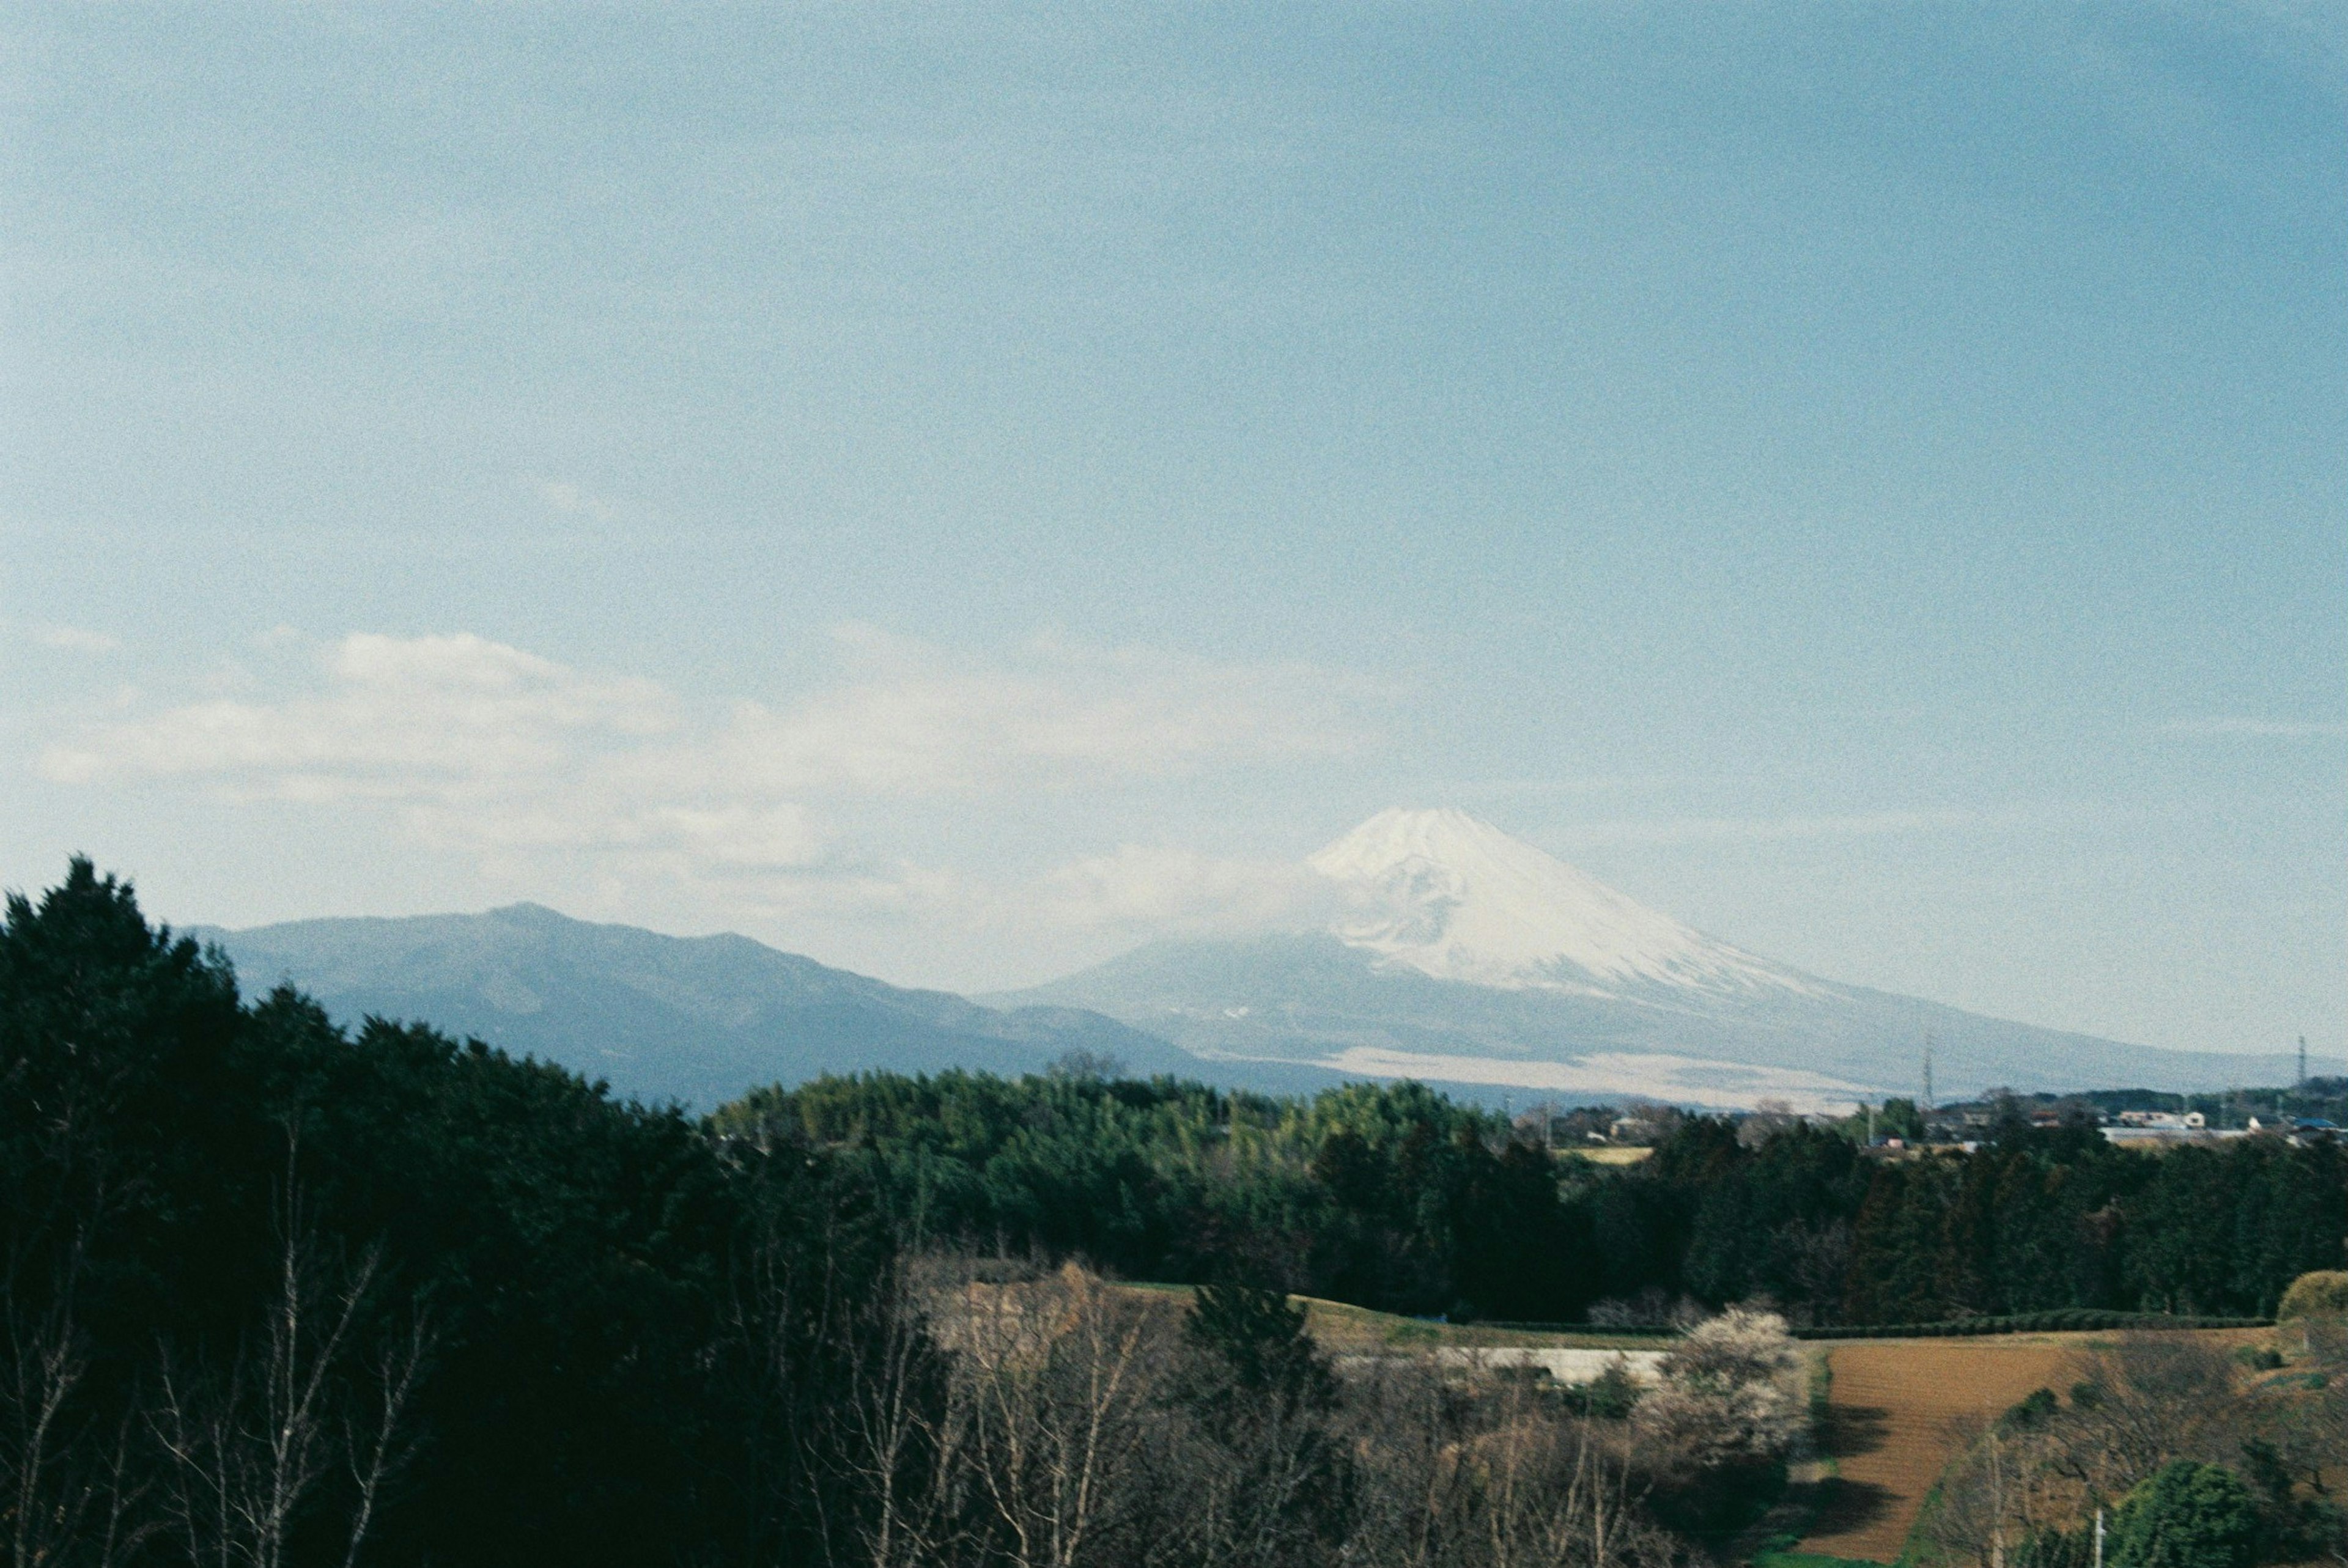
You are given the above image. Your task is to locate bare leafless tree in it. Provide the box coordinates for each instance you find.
[1332,1353,1678,1568]
[333,1305,430,1568]
[1333,1350,1461,1568]
[2275,1317,2348,1496]
[148,1141,429,1568]
[820,1256,978,1568]
[2,1285,154,1568]
[2,1250,92,1568]
[1145,1335,1341,1567]
[1459,1381,1658,1568]
[2036,1333,2237,1499]
[0,984,164,1568]
[1,1198,160,1568]
[1924,1415,2063,1568]
[754,1257,1748,1568]
[939,1264,1172,1568]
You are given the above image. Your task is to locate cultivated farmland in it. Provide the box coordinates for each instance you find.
[1796,1338,2085,1563]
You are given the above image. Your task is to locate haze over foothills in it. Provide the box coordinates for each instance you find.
[4,6,2343,1072]
[198,808,2338,1111]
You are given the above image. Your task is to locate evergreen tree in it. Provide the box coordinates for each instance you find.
[2108,1461,2261,1568]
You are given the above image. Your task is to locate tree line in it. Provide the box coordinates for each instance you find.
[723,1069,2347,1327]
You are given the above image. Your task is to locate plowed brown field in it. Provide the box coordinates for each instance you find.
[1796,1340,2081,1564]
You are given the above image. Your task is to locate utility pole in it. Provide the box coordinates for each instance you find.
[2094,1507,2105,1568]
[2299,1036,2309,1092]
[1922,1034,1935,1115]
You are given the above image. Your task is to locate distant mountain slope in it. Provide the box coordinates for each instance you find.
[996,809,2330,1107]
[201,904,1186,1109]
[198,811,2331,1114]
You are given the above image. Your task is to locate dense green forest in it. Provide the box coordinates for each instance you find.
[4,861,2344,1565]
[722,1069,2347,1327]
[3,863,901,1565]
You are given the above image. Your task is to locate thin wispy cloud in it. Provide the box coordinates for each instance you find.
[1447,775,1646,800]
[746,624,1378,795]
[1033,844,1336,934]
[42,633,675,794]
[39,628,1380,912]
[29,625,121,654]
[528,477,624,525]
[1553,809,1984,850]
[2162,717,2348,738]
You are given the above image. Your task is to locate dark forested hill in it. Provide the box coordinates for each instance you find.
[200,902,1188,1106]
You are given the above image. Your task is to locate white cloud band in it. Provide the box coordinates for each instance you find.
[40,627,1376,905]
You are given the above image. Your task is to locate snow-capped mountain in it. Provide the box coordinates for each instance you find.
[1310,807,1817,998]
[998,808,2327,1110]
[190,811,2336,1114]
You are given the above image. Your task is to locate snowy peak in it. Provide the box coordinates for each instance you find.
[1003,808,2318,1105]
[1307,808,1818,998]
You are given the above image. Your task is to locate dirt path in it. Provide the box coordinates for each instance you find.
[1796,1339,2081,1564]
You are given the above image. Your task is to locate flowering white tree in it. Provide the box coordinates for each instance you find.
[1630,1308,1803,1471]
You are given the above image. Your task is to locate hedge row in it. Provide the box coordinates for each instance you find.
[1472,1309,2271,1341]
[1476,1320,1680,1336]
[1793,1309,2270,1339]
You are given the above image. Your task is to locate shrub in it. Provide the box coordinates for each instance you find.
[2108,1461,2259,1568]
[1562,1358,1642,1420]
[1182,1282,1334,1411]
[2001,1386,2058,1430]
[2013,1524,2093,1568]
[2276,1270,2348,1320]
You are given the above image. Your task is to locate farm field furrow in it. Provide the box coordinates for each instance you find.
[1797,1339,2083,1564]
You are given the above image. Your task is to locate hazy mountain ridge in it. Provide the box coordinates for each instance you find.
[995,928,2320,1103]
[199,902,1187,1108]
[196,811,2335,1112]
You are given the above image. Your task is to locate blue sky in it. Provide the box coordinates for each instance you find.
[3,2,2341,1058]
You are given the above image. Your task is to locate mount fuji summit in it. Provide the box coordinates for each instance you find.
[1305,808,1820,1000]
[1000,808,2315,1110]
